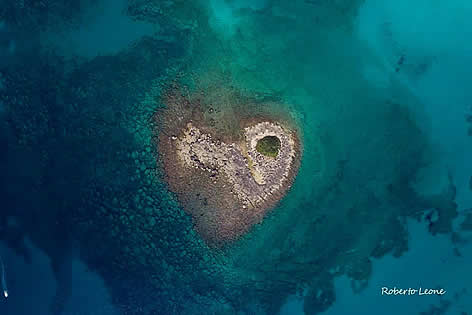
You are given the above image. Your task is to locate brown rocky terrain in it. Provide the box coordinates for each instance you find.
[156,84,301,246]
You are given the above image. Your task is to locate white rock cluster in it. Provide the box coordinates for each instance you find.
[175,121,297,207]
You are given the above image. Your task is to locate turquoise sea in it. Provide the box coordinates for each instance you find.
[1,0,471,314]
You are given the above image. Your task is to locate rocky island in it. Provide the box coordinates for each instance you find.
[156,83,301,246]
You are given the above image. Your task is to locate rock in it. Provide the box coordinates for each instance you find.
[149,217,156,227]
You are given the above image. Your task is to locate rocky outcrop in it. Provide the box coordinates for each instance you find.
[176,121,298,208]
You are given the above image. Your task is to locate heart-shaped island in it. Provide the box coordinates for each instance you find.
[155,83,301,246]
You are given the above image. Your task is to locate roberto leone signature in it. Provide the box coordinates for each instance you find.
[381,287,446,296]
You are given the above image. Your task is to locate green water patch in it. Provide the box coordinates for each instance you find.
[256,135,281,158]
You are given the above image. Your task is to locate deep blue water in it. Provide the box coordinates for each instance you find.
[1,0,472,314]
